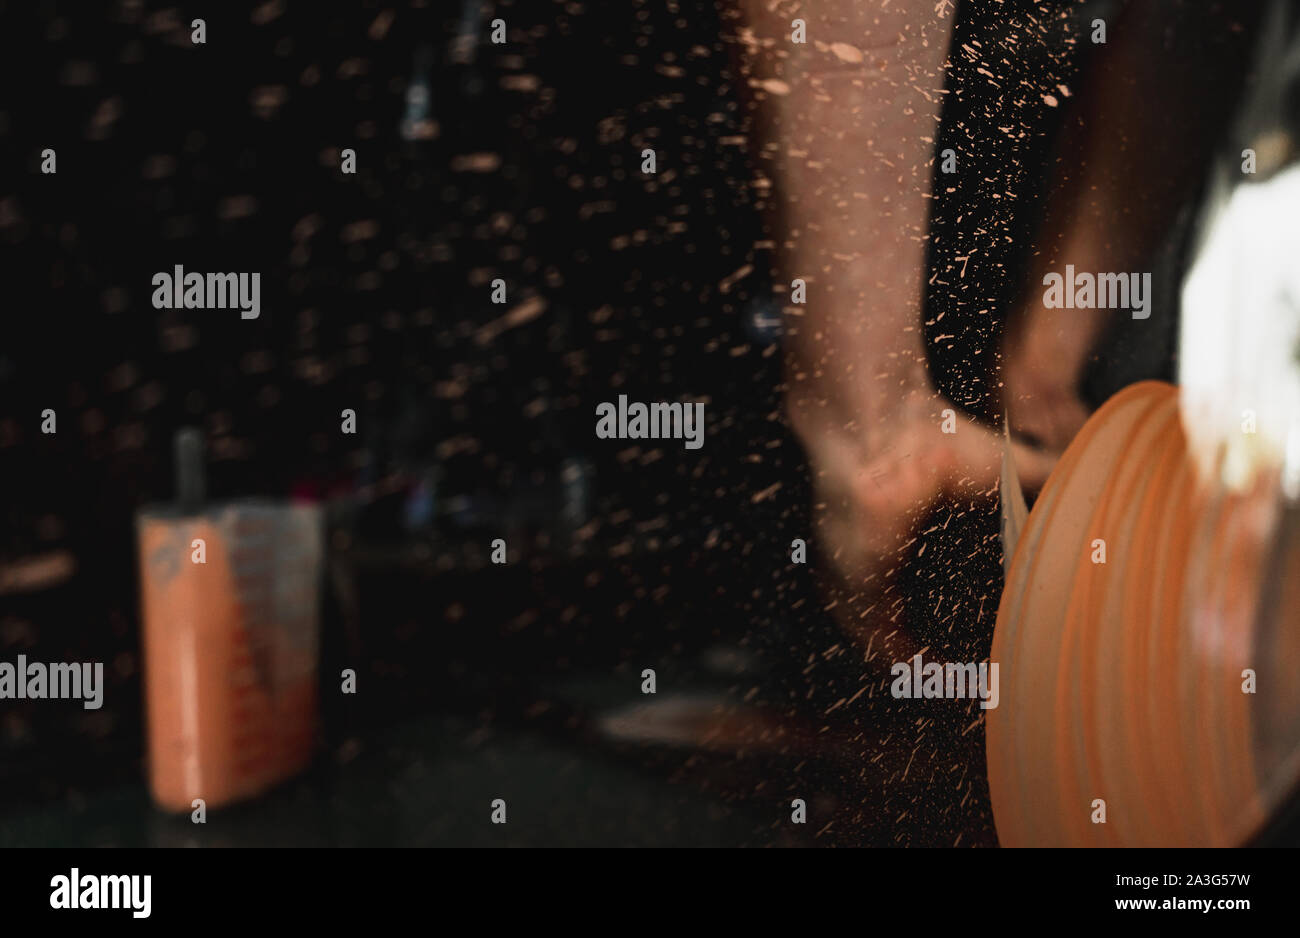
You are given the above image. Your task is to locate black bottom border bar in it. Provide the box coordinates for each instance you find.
[5,846,1287,925]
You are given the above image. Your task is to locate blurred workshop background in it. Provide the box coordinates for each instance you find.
[0,0,1276,845]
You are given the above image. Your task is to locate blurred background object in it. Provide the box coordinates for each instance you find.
[137,429,322,813]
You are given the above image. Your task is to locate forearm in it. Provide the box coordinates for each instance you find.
[734,1,957,434]
[1010,0,1263,378]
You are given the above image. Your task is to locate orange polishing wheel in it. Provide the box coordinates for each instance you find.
[988,381,1300,846]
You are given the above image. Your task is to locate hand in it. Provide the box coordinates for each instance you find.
[791,388,1060,654]
[1002,310,1103,451]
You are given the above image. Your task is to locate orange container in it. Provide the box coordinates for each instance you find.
[137,500,322,813]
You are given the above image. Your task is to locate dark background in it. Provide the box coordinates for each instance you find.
[0,0,1182,846]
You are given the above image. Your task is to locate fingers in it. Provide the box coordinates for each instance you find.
[939,414,1061,497]
[1006,383,1093,451]
[804,406,1068,585]
[1007,437,1063,492]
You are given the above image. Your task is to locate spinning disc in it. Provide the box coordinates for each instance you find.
[989,381,1298,846]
